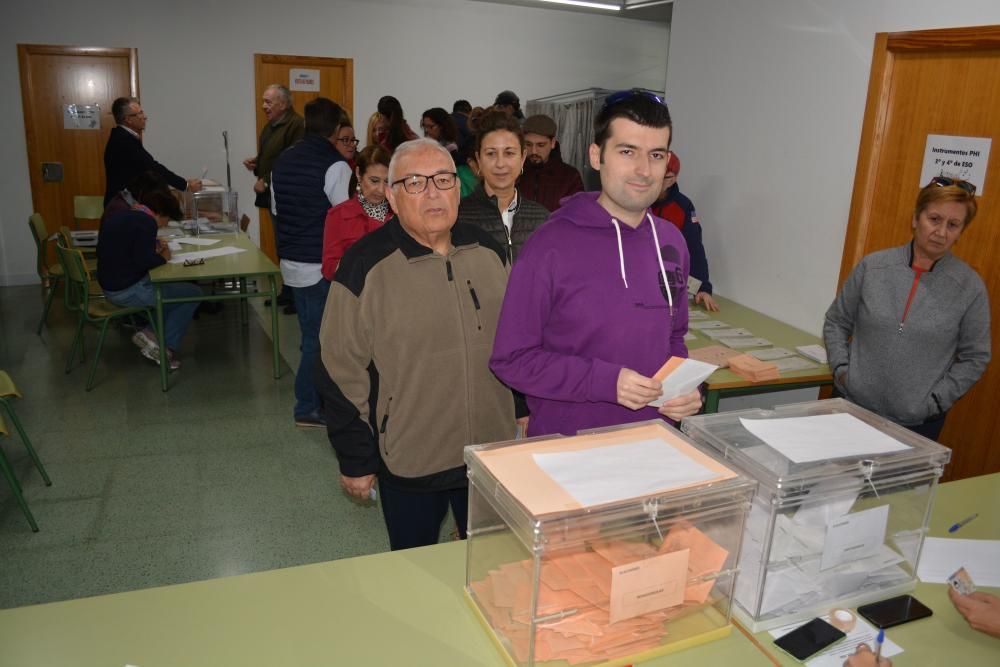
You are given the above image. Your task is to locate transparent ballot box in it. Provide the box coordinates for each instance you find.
[180,187,239,234]
[681,398,950,632]
[464,421,756,666]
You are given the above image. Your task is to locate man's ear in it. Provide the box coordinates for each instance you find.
[588,143,601,171]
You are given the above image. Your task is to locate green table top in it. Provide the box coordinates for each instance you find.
[149,233,279,283]
[753,472,1000,666]
[688,295,832,391]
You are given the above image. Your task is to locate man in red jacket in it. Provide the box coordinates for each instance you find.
[519,114,584,213]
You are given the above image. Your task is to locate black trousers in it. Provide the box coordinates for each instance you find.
[378,482,468,551]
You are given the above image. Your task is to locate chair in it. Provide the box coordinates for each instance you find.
[28,213,63,335]
[73,195,104,230]
[58,225,99,266]
[0,371,51,533]
[55,244,157,391]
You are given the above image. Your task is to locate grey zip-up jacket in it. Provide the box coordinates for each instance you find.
[824,243,990,426]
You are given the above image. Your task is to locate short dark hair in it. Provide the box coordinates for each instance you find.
[453,99,472,114]
[112,97,139,124]
[126,170,169,199]
[138,189,183,221]
[474,109,525,153]
[593,90,672,149]
[422,107,459,144]
[304,97,347,138]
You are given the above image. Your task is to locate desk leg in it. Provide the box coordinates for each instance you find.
[269,275,280,379]
[704,390,721,414]
[156,286,168,392]
[239,277,248,326]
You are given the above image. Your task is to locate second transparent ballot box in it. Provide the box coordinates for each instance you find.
[180,187,239,234]
[464,421,756,666]
[682,398,951,632]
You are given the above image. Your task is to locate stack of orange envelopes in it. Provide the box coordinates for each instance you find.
[469,524,729,664]
[727,354,780,382]
[688,345,743,368]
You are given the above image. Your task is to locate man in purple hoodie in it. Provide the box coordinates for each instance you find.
[490,91,703,437]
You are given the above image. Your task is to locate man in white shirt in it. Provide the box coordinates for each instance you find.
[270,97,351,427]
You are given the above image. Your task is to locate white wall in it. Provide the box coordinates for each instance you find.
[0,0,669,285]
[666,0,1000,335]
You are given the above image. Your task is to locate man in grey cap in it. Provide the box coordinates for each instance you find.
[494,90,524,121]
[519,114,584,212]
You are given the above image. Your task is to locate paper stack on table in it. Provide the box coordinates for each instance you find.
[688,345,743,368]
[469,523,730,665]
[796,345,828,364]
[728,354,780,382]
[721,337,773,349]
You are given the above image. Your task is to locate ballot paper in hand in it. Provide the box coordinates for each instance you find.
[648,357,718,407]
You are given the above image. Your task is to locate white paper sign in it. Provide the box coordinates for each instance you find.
[289,68,320,92]
[64,104,101,130]
[820,505,889,571]
[919,134,991,195]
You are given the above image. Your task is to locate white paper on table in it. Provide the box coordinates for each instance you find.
[684,332,697,341]
[770,614,903,667]
[721,337,773,349]
[532,438,719,508]
[688,310,709,320]
[739,413,911,463]
[167,240,182,252]
[796,344,828,364]
[773,356,818,372]
[175,237,221,246]
[703,327,754,339]
[167,246,247,264]
[689,320,730,330]
[649,358,718,407]
[820,505,889,571]
[749,347,795,361]
[917,537,1000,587]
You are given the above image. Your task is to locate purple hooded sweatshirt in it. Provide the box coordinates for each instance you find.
[490,191,690,437]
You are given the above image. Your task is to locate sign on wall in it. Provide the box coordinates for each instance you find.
[64,104,101,130]
[919,134,991,196]
[289,68,320,92]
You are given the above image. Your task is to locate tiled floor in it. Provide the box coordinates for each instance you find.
[0,282,389,609]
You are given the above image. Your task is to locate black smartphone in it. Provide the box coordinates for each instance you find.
[857,594,933,629]
[773,617,847,661]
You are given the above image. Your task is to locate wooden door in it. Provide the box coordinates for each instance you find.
[842,26,1000,481]
[251,54,354,263]
[18,44,138,237]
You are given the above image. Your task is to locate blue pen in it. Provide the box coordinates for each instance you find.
[949,513,978,533]
[873,628,885,663]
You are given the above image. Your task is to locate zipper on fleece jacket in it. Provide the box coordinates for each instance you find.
[467,280,482,331]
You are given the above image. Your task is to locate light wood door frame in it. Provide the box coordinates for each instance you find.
[840,25,1000,282]
[17,43,139,219]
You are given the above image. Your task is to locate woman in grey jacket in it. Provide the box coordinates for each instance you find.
[824,178,990,440]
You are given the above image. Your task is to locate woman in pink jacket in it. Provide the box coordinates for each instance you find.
[322,145,393,280]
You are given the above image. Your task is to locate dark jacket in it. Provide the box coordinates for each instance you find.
[518,145,584,213]
[254,110,305,208]
[651,183,713,294]
[457,185,549,263]
[270,134,344,263]
[96,209,166,291]
[103,126,187,205]
[316,218,516,491]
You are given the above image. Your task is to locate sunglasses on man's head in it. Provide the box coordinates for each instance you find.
[930,176,977,195]
[601,89,666,112]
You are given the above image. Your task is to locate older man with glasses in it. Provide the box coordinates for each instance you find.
[317,137,521,551]
[104,97,202,205]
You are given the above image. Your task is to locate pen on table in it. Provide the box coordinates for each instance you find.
[949,512,978,533]
[873,628,885,663]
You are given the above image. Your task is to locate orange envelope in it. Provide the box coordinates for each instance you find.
[660,521,730,604]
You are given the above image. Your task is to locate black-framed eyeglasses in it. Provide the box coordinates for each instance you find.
[930,176,976,195]
[601,89,665,112]
[182,258,205,267]
[337,137,360,147]
[391,172,458,195]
